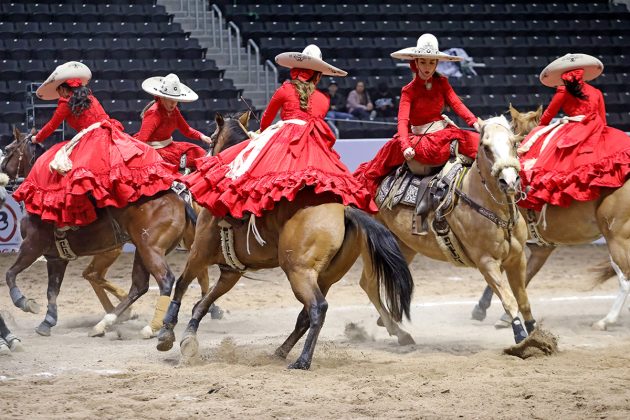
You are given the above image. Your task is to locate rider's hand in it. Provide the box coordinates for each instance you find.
[200,134,212,144]
[403,147,415,160]
[473,122,481,132]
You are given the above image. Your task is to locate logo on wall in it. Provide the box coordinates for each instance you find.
[0,196,23,252]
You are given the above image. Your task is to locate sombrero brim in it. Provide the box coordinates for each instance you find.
[141,77,198,102]
[36,61,92,100]
[391,47,463,62]
[539,54,604,87]
[275,52,347,77]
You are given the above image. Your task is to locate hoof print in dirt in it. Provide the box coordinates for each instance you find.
[504,328,558,359]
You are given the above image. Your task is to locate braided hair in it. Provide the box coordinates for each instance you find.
[60,82,92,116]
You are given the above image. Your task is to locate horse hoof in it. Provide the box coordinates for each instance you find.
[471,304,487,321]
[24,299,40,314]
[141,325,156,339]
[156,327,175,352]
[180,335,199,358]
[0,339,10,356]
[288,359,310,370]
[274,348,288,360]
[494,313,512,329]
[5,334,23,352]
[591,320,608,331]
[35,323,51,337]
[89,329,105,338]
[376,317,384,327]
[397,333,416,346]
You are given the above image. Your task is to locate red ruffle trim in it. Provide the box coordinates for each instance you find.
[520,149,630,211]
[14,161,177,226]
[184,158,378,218]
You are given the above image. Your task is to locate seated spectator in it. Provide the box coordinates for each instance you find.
[372,82,397,118]
[326,81,354,121]
[347,81,374,120]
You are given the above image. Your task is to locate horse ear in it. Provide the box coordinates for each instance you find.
[12,125,21,139]
[535,104,543,116]
[215,113,224,126]
[508,103,519,119]
[238,110,250,128]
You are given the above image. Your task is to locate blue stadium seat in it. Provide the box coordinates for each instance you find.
[110,80,140,100]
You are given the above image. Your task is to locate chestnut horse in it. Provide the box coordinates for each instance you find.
[156,113,414,370]
[473,105,630,330]
[2,128,201,338]
[362,116,538,346]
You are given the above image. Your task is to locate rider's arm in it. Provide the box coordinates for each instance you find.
[35,100,71,143]
[175,108,202,140]
[443,79,477,127]
[260,84,287,131]
[397,87,412,151]
[134,108,160,142]
[540,87,566,126]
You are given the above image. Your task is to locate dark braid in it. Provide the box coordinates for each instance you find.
[564,79,588,100]
[60,83,92,116]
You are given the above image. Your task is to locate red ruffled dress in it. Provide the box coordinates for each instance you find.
[519,83,630,210]
[183,81,377,218]
[134,101,207,170]
[354,74,479,195]
[13,95,178,227]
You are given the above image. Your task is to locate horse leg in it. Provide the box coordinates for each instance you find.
[503,251,536,335]
[90,251,151,337]
[6,234,46,314]
[474,243,555,326]
[0,313,22,352]
[361,240,416,346]
[195,267,223,320]
[82,248,125,314]
[34,257,69,336]
[593,258,630,330]
[178,269,243,357]
[478,259,527,344]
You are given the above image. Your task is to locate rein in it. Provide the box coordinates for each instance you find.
[1,133,36,190]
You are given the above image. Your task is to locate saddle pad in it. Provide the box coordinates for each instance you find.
[375,170,423,208]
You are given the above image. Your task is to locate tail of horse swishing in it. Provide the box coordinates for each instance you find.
[474,104,630,331]
[360,116,538,345]
[2,127,213,338]
[156,113,413,370]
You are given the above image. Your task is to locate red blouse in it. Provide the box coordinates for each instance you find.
[260,82,330,130]
[36,95,110,142]
[397,75,477,149]
[540,84,607,126]
[134,101,202,142]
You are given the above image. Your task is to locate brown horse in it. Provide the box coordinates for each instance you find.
[362,116,537,345]
[2,128,201,338]
[473,105,630,331]
[156,113,414,370]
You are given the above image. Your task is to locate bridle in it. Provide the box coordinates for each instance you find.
[1,133,38,189]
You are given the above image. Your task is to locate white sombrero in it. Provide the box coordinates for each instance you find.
[36,61,92,100]
[275,44,347,77]
[539,53,604,87]
[391,34,462,62]
[141,74,198,102]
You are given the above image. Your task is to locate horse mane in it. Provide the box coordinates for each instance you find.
[484,115,511,130]
[217,113,249,152]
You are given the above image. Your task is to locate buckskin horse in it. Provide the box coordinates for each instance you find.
[473,105,630,331]
[362,116,539,346]
[1,127,205,338]
[156,112,414,370]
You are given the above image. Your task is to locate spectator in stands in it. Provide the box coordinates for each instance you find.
[14,61,177,228]
[135,74,213,174]
[183,44,377,218]
[372,81,397,118]
[325,81,354,121]
[518,53,630,211]
[346,81,374,120]
[354,34,480,233]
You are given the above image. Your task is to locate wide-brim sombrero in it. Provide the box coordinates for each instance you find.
[539,53,604,87]
[36,61,92,100]
[275,44,347,77]
[142,74,198,102]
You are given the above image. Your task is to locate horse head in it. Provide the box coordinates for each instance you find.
[476,115,522,197]
[508,103,542,140]
[1,126,45,181]
[209,111,251,156]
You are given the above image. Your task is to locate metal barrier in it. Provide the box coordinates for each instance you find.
[264,59,278,101]
[247,39,260,86]
[227,21,241,69]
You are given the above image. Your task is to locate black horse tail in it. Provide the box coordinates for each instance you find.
[344,207,413,322]
[184,200,197,226]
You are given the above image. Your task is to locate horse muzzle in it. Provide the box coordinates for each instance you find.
[498,168,521,195]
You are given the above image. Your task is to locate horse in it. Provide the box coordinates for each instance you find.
[2,127,205,338]
[362,116,538,346]
[472,105,630,331]
[155,112,414,370]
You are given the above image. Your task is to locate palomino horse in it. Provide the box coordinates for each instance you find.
[364,116,537,345]
[1,127,225,338]
[156,113,414,370]
[473,105,630,331]
[2,129,201,338]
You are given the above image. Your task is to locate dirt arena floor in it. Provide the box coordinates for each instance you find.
[1,244,630,419]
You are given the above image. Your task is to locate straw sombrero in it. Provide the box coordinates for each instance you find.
[36,61,92,100]
[141,74,198,102]
[391,34,462,62]
[275,44,347,77]
[539,53,604,87]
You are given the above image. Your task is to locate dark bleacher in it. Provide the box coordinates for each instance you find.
[217,0,630,137]
[0,1,247,147]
